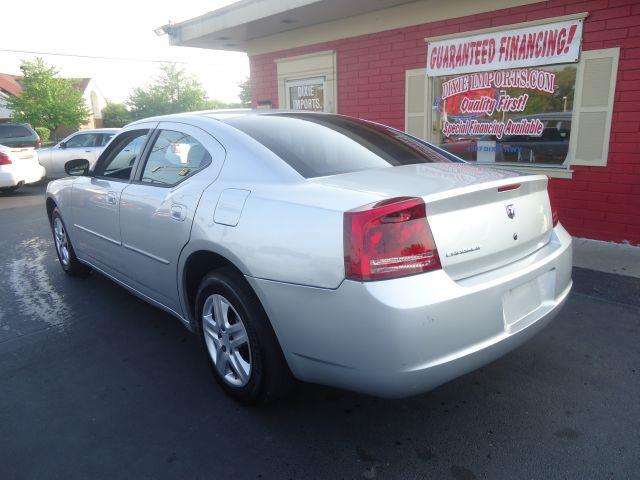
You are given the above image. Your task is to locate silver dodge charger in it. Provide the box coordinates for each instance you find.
[45,111,572,404]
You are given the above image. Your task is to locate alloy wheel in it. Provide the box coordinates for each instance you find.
[53,217,70,266]
[202,294,252,387]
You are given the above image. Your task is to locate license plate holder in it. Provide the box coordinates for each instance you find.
[502,270,556,331]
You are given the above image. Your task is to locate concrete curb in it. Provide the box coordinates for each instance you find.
[573,237,640,279]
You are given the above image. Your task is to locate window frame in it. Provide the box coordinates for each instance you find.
[132,122,216,189]
[92,128,153,183]
[416,12,594,178]
[276,50,337,113]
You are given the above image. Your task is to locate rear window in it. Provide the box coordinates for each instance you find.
[0,125,33,139]
[223,113,461,178]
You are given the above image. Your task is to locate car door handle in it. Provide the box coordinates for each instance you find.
[170,204,186,221]
[85,149,91,153]
[106,191,118,205]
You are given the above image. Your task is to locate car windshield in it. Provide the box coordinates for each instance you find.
[223,113,461,178]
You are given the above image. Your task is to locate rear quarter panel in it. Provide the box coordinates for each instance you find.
[184,122,387,290]
[189,181,382,289]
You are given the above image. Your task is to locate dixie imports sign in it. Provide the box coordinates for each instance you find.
[426,19,583,77]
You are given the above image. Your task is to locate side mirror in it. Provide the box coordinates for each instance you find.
[65,158,90,176]
[59,141,67,149]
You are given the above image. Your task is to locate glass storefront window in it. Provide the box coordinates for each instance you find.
[433,64,577,166]
[286,77,326,112]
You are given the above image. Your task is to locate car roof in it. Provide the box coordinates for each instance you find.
[0,123,35,129]
[71,128,120,134]
[127,109,336,126]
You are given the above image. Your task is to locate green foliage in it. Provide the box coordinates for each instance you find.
[127,64,211,119]
[238,77,252,107]
[34,126,50,143]
[515,66,577,115]
[209,99,243,110]
[102,102,132,127]
[7,58,90,132]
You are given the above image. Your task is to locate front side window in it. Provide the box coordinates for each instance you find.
[94,130,148,180]
[224,113,459,178]
[433,64,577,166]
[66,133,99,148]
[140,130,211,186]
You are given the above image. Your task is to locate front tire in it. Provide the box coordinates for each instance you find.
[196,268,292,404]
[51,208,91,277]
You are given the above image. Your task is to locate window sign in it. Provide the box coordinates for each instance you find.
[434,64,577,166]
[286,77,326,111]
[426,19,583,76]
[425,20,582,167]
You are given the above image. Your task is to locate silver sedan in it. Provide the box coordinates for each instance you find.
[45,111,572,404]
[38,128,119,178]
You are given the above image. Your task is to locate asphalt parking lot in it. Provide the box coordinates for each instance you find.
[1,184,639,480]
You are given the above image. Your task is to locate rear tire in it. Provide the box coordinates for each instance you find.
[51,208,91,277]
[196,267,292,404]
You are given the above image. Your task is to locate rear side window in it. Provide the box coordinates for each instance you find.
[140,130,211,186]
[0,125,32,139]
[223,113,460,178]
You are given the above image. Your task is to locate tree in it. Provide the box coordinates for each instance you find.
[238,77,252,107]
[102,102,132,127]
[127,64,210,119]
[7,58,89,134]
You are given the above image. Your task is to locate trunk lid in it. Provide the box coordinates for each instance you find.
[311,163,554,280]
[6,147,40,172]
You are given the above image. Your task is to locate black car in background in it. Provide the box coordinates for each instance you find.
[0,123,41,148]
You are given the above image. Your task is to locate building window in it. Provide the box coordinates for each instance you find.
[286,77,326,112]
[404,14,625,174]
[276,50,337,112]
[433,64,577,167]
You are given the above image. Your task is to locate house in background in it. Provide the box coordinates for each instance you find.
[53,78,108,139]
[0,72,107,137]
[0,73,23,123]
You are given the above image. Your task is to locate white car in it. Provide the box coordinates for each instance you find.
[0,144,45,192]
[38,128,118,178]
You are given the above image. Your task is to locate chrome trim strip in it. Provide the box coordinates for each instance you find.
[73,223,121,246]
[122,242,170,265]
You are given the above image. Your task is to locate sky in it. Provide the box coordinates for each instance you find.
[0,0,249,104]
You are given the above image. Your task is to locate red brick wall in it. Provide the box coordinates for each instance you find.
[250,0,640,245]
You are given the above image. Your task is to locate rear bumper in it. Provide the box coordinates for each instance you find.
[0,164,45,187]
[248,224,573,398]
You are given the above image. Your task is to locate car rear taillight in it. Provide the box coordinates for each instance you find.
[37,137,42,147]
[344,196,441,281]
[0,152,11,165]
